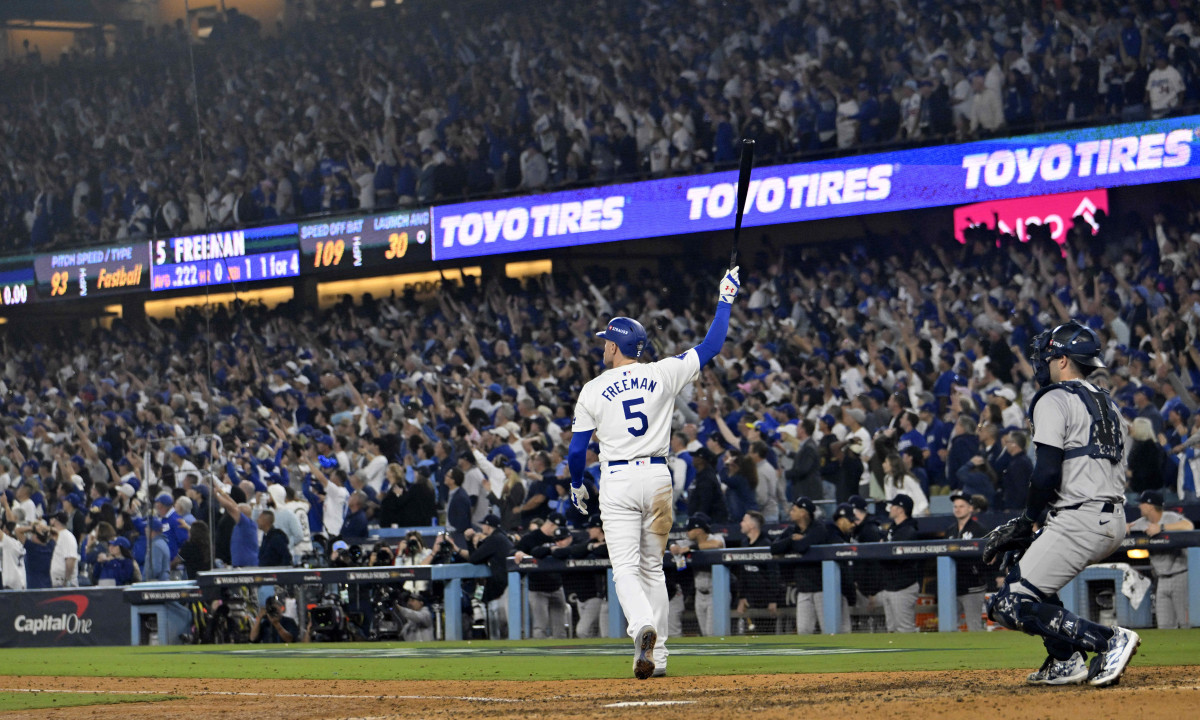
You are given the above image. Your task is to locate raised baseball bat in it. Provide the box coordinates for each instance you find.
[729,138,755,269]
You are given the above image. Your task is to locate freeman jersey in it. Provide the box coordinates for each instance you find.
[1030,380,1127,508]
[572,349,701,462]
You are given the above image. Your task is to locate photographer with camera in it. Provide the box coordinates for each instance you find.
[250,595,299,644]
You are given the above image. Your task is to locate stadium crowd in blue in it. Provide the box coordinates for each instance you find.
[2,191,1199,592]
[3,0,1200,250]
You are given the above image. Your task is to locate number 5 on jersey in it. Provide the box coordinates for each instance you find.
[623,398,648,437]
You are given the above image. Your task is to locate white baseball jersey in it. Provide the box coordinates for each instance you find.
[573,349,701,462]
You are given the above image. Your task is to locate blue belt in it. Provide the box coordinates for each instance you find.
[607,457,667,467]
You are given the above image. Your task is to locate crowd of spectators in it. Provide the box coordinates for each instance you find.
[2,191,1200,600]
[5,0,1200,251]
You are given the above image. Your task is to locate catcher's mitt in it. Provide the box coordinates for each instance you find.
[982,515,1034,565]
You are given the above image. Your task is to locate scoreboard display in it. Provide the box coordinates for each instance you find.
[299,208,431,275]
[150,223,300,291]
[34,242,151,301]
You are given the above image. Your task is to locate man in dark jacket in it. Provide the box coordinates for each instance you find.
[771,496,848,633]
[880,494,921,632]
[734,511,779,633]
[458,513,514,639]
[687,447,728,522]
[445,468,473,533]
[998,430,1033,511]
[945,491,989,631]
[785,420,823,500]
[257,510,292,567]
[847,494,884,611]
[558,514,610,638]
[514,513,569,638]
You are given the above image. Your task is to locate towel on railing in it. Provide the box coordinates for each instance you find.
[1091,563,1152,609]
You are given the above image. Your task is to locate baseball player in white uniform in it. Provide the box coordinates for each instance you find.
[568,266,740,679]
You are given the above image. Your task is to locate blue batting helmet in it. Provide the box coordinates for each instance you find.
[596,317,648,359]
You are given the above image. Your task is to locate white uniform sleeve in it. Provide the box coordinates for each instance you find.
[654,349,702,397]
[571,385,598,433]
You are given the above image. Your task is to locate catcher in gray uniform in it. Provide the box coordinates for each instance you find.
[983,322,1140,688]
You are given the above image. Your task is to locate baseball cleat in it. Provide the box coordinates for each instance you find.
[633,625,657,680]
[651,667,667,678]
[1026,652,1088,685]
[1089,627,1140,687]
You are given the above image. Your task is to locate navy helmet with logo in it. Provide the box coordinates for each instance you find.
[596,317,648,359]
[1030,321,1104,386]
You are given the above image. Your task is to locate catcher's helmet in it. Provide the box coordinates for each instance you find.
[1030,321,1104,385]
[596,317,648,359]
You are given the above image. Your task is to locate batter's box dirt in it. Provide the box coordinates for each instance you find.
[3,668,1198,720]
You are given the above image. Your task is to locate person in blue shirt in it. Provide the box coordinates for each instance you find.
[96,536,139,585]
[145,519,172,581]
[214,487,259,567]
[153,493,187,560]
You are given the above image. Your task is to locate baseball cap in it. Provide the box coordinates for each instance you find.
[888,493,915,515]
[685,512,712,533]
[847,408,866,425]
[108,536,131,550]
[847,495,869,512]
[546,512,567,527]
[149,518,165,533]
[1138,489,1164,507]
[820,413,836,428]
[481,513,502,528]
[948,490,970,504]
[585,514,604,529]
[552,526,572,541]
[832,503,855,522]
[116,483,136,498]
[993,387,1017,402]
[793,496,817,515]
[171,445,189,458]
[155,493,174,506]
[331,540,350,552]
[51,511,69,525]
[65,492,85,509]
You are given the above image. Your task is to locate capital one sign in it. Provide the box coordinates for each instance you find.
[954,189,1110,245]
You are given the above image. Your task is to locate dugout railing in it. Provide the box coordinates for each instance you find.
[505,531,1200,638]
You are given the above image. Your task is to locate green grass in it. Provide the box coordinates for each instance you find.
[0,631,1196,682]
[0,691,183,711]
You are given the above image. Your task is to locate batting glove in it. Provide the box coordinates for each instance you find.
[719,265,740,304]
[569,482,590,515]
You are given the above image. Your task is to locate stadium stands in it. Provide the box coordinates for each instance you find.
[3,0,1200,250]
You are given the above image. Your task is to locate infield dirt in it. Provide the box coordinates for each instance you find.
[2,667,1198,720]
